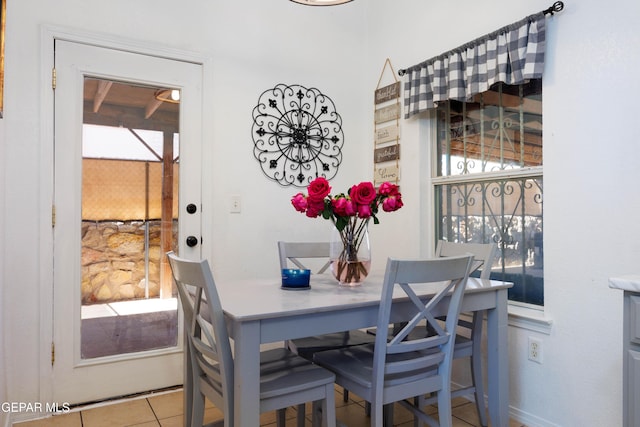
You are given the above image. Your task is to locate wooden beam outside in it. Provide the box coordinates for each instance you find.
[145,97,163,119]
[83,100,179,133]
[450,132,542,166]
[160,132,174,299]
[93,80,112,113]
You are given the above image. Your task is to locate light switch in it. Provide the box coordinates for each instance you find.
[230,196,241,213]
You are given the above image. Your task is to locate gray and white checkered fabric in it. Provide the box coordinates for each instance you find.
[403,13,546,119]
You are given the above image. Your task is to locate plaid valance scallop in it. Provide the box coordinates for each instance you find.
[402,12,546,119]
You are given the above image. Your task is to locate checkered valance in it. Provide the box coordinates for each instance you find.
[402,12,546,119]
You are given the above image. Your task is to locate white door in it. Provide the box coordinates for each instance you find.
[53,40,203,404]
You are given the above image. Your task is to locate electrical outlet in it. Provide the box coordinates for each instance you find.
[528,337,543,364]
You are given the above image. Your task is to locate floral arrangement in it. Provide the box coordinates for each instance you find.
[291,177,403,283]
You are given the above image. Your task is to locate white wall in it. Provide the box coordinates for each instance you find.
[1,0,639,426]
[366,1,640,426]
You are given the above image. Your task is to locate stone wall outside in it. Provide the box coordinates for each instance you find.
[81,220,177,304]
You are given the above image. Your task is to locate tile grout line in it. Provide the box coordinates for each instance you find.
[143,397,162,426]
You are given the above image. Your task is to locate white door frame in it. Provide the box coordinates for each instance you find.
[38,25,214,407]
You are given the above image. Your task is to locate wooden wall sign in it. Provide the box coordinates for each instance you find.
[374,144,400,164]
[374,165,399,185]
[375,81,401,105]
[374,103,400,124]
[375,124,399,145]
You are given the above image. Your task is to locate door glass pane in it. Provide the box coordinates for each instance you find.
[80,78,180,359]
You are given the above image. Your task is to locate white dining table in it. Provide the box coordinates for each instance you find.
[210,273,512,426]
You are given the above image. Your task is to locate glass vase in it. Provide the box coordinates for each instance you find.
[329,222,371,286]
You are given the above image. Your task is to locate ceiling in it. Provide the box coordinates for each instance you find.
[83,78,180,134]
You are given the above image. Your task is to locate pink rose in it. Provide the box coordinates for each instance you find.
[350,182,377,205]
[291,193,308,213]
[378,182,400,196]
[332,197,357,217]
[305,198,325,218]
[382,195,403,212]
[307,177,331,202]
[357,203,372,218]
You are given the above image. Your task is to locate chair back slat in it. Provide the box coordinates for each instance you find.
[385,351,445,375]
[435,240,497,279]
[386,334,449,354]
[371,255,474,398]
[278,241,331,274]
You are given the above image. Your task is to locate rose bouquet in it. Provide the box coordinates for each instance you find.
[291,177,403,284]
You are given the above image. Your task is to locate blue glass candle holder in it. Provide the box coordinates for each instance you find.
[281,269,311,290]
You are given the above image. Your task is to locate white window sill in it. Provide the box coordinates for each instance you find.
[508,303,553,335]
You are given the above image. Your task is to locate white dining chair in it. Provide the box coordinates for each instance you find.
[428,240,498,427]
[313,255,474,427]
[278,241,332,274]
[278,241,375,405]
[367,241,497,426]
[167,251,337,427]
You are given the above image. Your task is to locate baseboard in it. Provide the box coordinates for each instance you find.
[450,380,558,427]
[508,406,560,427]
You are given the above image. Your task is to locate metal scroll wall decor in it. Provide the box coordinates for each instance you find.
[251,84,344,187]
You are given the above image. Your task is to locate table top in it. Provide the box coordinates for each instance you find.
[216,273,512,322]
[609,275,640,292]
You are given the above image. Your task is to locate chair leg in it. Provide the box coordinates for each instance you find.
[311,400,323,427]
[311,387,336,427]
[297,403,307,427]
[436,390,453,427]
[382,403,394,427]
[191,392,206,427]
[323,383,337,427]
[276,408,287,427]
[370,401,384,427]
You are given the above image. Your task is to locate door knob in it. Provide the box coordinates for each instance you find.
[186,236,199,247]
[186,203,197,214]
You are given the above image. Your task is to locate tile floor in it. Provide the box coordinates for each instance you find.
[13,386,527,427]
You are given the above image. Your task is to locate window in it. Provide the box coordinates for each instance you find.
[434,80,543,306]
